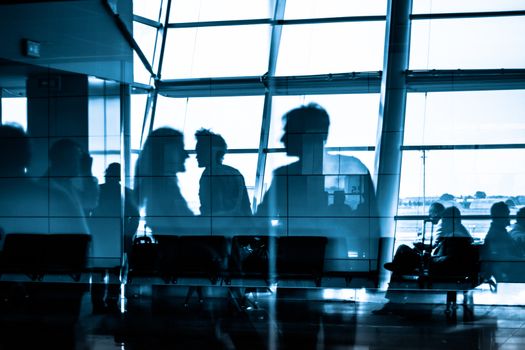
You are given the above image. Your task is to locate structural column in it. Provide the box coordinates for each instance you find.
[373,0,412,287]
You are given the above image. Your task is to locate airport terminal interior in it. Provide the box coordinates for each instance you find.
[1,0,525,349]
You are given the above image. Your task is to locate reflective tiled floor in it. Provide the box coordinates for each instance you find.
[2,284,525,349]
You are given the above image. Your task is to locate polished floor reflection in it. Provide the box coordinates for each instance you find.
[2,284,525,349]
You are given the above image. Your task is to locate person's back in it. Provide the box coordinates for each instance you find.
[0,125,89,248]
[195,128,251,218]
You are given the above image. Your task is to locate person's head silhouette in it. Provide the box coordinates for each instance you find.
[429,202,445,225]
[49,138,84,177]
[195,128,227,168]
[0,124,31,177]
[136,127,188,177]
[490,201,510,228]
[104,162,121,183]
[281,103,330,157]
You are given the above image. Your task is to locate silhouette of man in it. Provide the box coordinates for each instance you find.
[482,202,522,281]
[93,162,139,250]
[256,103,378,265]
[43,138,99,216]
[195,128,251,218]
[134,127,193,235]
[0,124,89,245]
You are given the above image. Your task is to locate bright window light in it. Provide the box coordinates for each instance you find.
[410,16,525,69]
[285,0,387,19]
[404,90,525,146]
[162,25,271,79]
[276,22,385,75]
[169,0,272,23]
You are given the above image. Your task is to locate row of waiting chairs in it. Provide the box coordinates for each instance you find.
[127,235,329,287]
[0,233,329,287]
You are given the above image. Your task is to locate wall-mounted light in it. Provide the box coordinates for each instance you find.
[22,39,41,58]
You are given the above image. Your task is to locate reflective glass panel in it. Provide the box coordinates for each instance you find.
[153,95,264,149]
[404,91,525,146]
[399,149,525,214]
[270,94,380,148]
[413,0,525,14]
[276,22,385,75]
[169,0,272,23]
[133,0,162,20]
[410,17,525,69]
[163,25,271,79]
[285,0,387,19]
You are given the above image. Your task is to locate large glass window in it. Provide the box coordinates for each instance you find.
[404,91,525,146]
[153,95,264,149]
[410,16,525,69]
[276,22,385,75]
[162,25,271,79]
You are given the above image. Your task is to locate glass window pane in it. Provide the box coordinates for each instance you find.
[399,149,525,211]
[276,22,385,75]
[134,21,158,65]
[404,91,525,146]
[413,0,525,14]
[131,92,149,150]
[163,25,271,79]
[269,94,380,148]
[285,0,387,19]
[410,17,525,69]
[169,0,272,23]
[133,52,152,85]
[153,95,264,149]
[2,97,27,131]
[133,0,162,20]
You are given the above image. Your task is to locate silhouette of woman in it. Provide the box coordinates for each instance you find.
[134,127,193,235]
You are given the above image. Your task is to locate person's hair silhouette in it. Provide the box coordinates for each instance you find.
[134,127,193,234]
[194,128,251,219]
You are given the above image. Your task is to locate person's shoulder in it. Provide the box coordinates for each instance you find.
[324,154,369,174]
[219,164,243,176]
[273,161,300,175]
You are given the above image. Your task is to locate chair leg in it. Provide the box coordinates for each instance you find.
[463,290,474,322]
[445,291,457,323]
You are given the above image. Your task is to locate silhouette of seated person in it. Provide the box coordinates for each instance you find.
[385,206,472,275]
[0,124,89,243]
[384,202,445,273]
[92,162,139,253]
[509,207,525,255]
[375,206,473,314]
[134,127,193,236]
[481,201,522,281]
[328,190,354,217]
[42,138,99,217]
[195,128,252,220]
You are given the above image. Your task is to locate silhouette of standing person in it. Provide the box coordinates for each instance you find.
[42,138,99,217]
[134,127,193,235]
[93,162,140,251]
[195,128,251,219]
[256,103,378,263]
